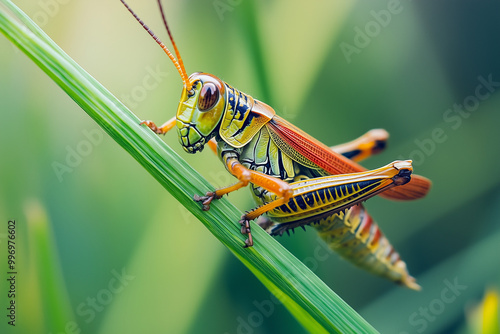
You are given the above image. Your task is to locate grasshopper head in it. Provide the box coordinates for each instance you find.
[176,73,226,153]
[121,2,224,153]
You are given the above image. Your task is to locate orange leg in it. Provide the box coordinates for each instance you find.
[141,116,177,135]
[195,158,293,208]
[207,138,218,154]
[194,158,293,247]
[241,160,412,247]
[144,117,218,153]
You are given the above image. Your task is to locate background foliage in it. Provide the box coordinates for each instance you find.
[1,0,499,333]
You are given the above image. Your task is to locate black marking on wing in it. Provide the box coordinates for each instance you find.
[342,149,362,160]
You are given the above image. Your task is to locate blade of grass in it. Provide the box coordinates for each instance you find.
[25,200,75,334]
[0,2,378,333]
[235,1,273,105]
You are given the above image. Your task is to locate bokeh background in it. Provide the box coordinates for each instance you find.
[1,0,500,333]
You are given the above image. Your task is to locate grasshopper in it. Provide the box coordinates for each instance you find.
[121,0,431,290]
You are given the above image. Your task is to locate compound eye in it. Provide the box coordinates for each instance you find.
[198,82,219,111]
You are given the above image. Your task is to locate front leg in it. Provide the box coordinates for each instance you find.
[141,116,177,134]
[194,157,293,209]
[194,157,293,247]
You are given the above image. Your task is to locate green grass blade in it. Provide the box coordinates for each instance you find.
[235,1,273,105]
[25,200,75,334]
[0,1,378,332]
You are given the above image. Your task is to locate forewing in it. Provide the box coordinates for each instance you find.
[266,116,431,200]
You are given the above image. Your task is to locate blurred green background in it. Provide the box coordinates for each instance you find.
[1,0,500,333]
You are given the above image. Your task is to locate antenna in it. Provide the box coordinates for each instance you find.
[120,0,192,91]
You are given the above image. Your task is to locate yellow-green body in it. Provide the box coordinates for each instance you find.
[174,73,419,289]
